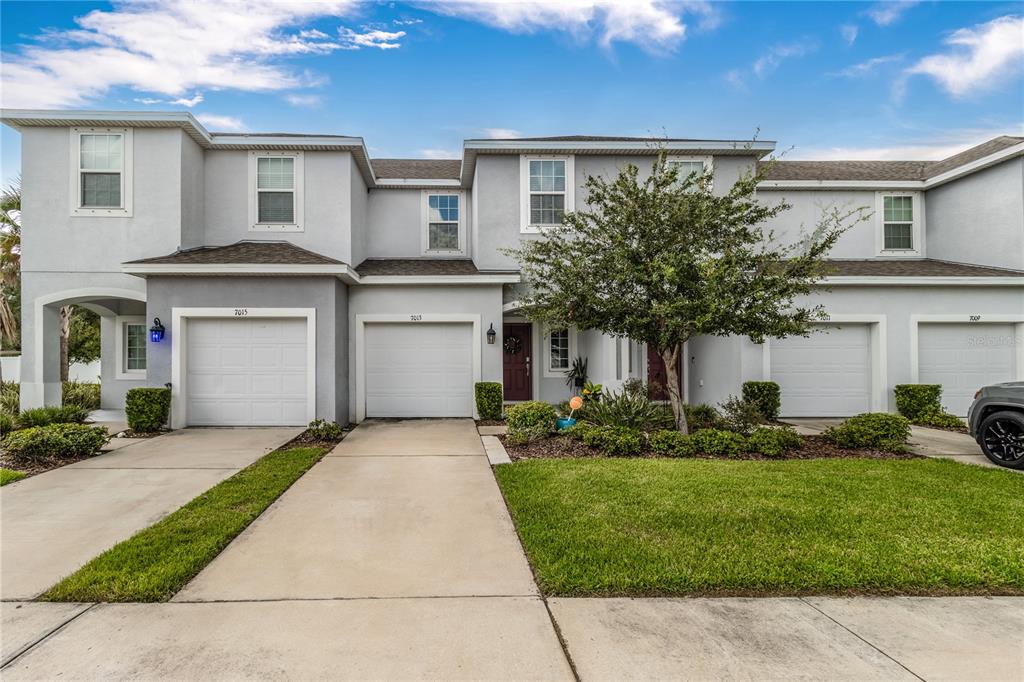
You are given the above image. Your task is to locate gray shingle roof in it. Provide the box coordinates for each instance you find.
[355,259,484,276]
[125,241,343,265]
[371,159,462,179]
[764,136,1024,181]
[823,259,1023,277]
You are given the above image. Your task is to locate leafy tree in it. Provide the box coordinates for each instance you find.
[68,307,101,366]
[506,153,867,433]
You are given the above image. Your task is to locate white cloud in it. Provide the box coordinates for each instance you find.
[133,97,162,105]
[483,127,522,138]
[906,15,1024,98]
[0,0,359,109]
[338,27,406,50]
[285,93,323,107]
[832,54,903,78]
[840,24,858,45]
[791,125,1024,160]
[420,148,459,159]
[196,114,246,132]
[865,1,920,27]
[393,18,423,26]
[723,68,746,90]
[423,0,719,51]
[170,92,203,107]
[753,39,818,78]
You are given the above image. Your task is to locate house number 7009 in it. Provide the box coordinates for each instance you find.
[234,309,248,316]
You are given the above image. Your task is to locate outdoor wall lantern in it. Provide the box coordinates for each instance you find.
[150,317,166,342]
[486,323,497,345]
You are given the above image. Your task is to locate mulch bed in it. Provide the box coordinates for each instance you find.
[914,422,970,434]
[285,430,349,448]
[0,452,103,479]
[499,434,918,462]
[475,419,506,426]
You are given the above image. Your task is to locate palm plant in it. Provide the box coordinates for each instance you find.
[0,179,21,351]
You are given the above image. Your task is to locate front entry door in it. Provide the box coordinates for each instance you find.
[503,323,532,401]
[647,345,683,401]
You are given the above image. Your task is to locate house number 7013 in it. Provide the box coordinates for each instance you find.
[410,314,423,321]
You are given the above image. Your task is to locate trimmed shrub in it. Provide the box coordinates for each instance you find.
[474,382,503,421]
[824,413,911,453]
[746,426,802,458]
[506,401,557,443]
[649,429,695,457]
[894,384,943,421]
[125,388,171,432]
[62,381,101,411]
[916,407,965,430]
[587,387,674,431]
[306,419,343,441]
[683,403,721,432]
[1,423,108,462]
[1,381,18,416]
[742,381,781,421]
[561,423,593,441]
[581,425,643,455]
[718,396,764,435]
[691,428,746,457]
[17,405,89,429]
[0,412,14,436]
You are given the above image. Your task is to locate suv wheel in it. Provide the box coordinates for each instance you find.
[978,411,1024,470]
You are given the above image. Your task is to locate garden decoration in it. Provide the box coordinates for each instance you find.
[557,395,584,430]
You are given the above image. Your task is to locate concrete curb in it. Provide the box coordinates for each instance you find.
[481,436,511,465]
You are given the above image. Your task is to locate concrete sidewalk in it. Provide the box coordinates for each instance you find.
[0,427,302,600]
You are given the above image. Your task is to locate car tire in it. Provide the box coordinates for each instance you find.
[977,411,1024,470]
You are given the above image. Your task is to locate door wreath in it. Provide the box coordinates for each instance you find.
[503,335,523,355]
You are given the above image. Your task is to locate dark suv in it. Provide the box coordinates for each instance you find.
[968,381,1024,470]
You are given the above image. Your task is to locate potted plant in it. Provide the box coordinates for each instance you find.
[567,356,588,388]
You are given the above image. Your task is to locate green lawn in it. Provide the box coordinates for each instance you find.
[494,457,1024,596]
[0,468,26,486]
[44,445,327,602]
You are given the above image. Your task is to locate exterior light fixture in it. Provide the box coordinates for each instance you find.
[150,317,166,342]
[486,323,497,345]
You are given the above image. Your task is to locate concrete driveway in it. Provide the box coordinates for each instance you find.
[0,427,302,600]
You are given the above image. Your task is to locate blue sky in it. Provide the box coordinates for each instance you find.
[2,1,1022,185]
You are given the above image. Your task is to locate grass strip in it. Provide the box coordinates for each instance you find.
[0,468,26,486]
[495,457,1024,596]
[43,445,327,602]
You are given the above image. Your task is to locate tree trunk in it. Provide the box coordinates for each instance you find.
[59,305,71,383]
[0,294,16,350]
[660,345,689,434]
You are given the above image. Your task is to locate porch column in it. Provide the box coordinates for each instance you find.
[20,302,63,409]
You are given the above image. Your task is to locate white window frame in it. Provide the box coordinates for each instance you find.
[420,190,467,256]
[875,191,923,257]
[543,325,577,377]
[114,315,147,379]
[665,155,713,190]
[248,151,304,232]
[69,127,133,217]
[520,155,575,233]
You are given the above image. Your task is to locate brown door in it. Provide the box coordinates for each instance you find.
[503,323,532,401]
[647,345,683,401]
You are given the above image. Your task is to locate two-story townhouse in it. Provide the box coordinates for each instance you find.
[2,109,1021,427]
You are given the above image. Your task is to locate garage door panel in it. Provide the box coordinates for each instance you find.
[186,318,308,426]
[771,325,871,417]
[918,323,1015,416]
[365,322,474,418]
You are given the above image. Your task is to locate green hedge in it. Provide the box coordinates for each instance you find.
[474,382,503,420]
[691,428,746,457]
[63,381,101,411]
[649,430,695,457]
[1,423,108,462]
[581,426,643,455]
[894,384,943,420]
[506,401,557,444]
[824,413,911,452]
[742,381,781,421]
[17,405,89,429]
[126,388,171,432]
[746,426,802,458]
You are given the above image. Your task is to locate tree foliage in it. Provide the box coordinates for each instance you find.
[505,152,868,432]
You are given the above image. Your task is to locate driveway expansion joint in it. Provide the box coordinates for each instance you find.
[0,603,98,670]
[798,597,926,681]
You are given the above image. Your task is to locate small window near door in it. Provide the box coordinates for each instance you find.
[116,316,146,379]
[550,329,570,371]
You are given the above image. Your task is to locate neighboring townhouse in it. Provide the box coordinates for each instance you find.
[2,109,1021,427]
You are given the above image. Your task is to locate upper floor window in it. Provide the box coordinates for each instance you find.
[876,192,922,256]
[520,156,575,233]
[249,151,304,232]
[666,156,712,190]
[70,128,133,217]
[422,192,465,254]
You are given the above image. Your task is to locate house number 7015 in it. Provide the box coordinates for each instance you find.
[234,309,248,316]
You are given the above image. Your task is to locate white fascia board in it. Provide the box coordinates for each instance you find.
[359,274,521,285]
[208,134,364,148]
[758,180,925,190]
[822,276,1024,286]
[464,139,776,153]
[122,262,360,283]
[923,142,1024,187]
[375,179,462,187]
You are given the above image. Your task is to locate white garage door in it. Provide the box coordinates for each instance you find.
[365,322,473,417]
[186,318,308,426]
[771,324,871,417]
[918,323,1016,416]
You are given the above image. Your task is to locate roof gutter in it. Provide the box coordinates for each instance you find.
[822,276,1024,286]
